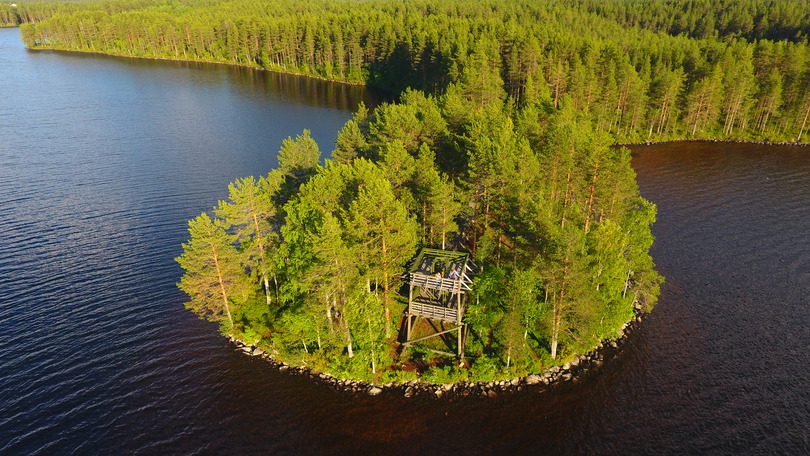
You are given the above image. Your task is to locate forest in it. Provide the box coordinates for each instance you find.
[14,0,810,143]
[10,0,806,382]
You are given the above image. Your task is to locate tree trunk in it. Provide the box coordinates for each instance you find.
[797,103,810,142]
[584,161,599,234]
[551,255,569,360]
[252,213,272,306]
[211,244,233,329]
[561,171,572,229]
[691,91,705,136]
[381,231,391,338]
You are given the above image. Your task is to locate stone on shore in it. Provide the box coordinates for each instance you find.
[368,386,383,396]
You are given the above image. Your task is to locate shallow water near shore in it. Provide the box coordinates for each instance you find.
[1,27,808,454]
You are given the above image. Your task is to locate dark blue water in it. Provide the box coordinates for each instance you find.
[1,27,807,454]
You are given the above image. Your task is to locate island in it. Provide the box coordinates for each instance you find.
[173,89,662,389]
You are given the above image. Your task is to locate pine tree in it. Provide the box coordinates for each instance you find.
[176,213,249,332]
[347,161,418,338]
[215,174,282,306]
[278,129,320,181]
[332,119,367,164]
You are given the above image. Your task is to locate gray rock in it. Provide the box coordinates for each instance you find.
[525,375,542,385]
[368,386,383,396]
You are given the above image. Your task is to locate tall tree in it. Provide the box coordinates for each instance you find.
[278,129,321,197]
[720,43,756,136]
[215,174,282,306]
[347,160,418,338]
[684,66,724,136]
[176,213,249,332]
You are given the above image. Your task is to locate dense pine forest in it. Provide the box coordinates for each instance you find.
[14,0,810,142]
[11,0,808,382]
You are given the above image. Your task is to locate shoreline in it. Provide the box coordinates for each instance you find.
[617,138,810,147]
[25,45,368,87]
[228,303,646,399]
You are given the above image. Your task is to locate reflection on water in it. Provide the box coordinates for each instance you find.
[229,65,380,110]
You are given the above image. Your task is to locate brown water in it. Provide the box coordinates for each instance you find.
[1,26,808,454]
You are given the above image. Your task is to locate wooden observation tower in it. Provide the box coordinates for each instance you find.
[402,248,475,358]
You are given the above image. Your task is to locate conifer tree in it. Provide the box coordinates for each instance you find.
[332,119,367,164]
[347,161,418,338]
[215,175,282,306]
[176,213,249,332]
[278,129,321,195]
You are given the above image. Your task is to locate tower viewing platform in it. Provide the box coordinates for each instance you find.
[402,248,475,358]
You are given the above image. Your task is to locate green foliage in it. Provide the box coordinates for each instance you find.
[420,365,469,384]
[468,355,504,383]
[380,369,418,384]
[0,4,21,27]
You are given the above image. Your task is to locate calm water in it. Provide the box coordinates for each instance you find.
[1,27,808,454]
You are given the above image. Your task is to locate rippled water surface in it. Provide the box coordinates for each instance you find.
[1,27,808,454]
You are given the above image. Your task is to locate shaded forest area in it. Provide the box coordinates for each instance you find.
[15,0,810,143]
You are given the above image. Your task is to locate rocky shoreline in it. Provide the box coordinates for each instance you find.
[227,305,646,399]
[618,138,809,147]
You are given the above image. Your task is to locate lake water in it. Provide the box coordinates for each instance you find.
[1,27,807,454]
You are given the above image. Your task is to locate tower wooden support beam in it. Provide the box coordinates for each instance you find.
[401,248,475,359]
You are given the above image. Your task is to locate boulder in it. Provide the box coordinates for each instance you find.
[368,386,383,396]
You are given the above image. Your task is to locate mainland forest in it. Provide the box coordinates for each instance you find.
[10,0,809,383]
[13,0,810,142]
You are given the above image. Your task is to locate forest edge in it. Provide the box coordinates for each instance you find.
[227,300,645,398]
